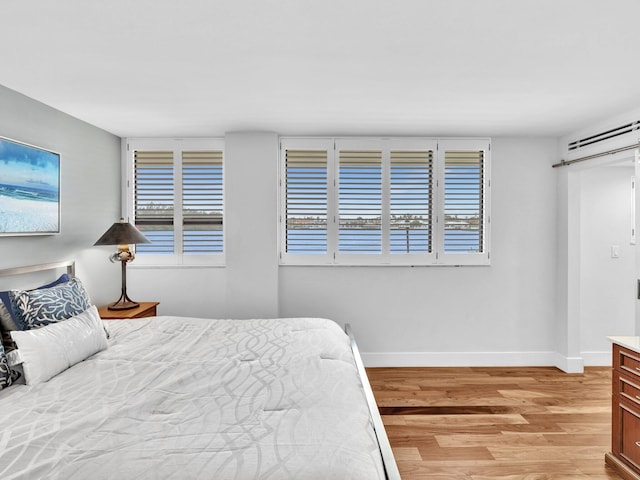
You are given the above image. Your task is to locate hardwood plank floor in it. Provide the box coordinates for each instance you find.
[367,366,622,480]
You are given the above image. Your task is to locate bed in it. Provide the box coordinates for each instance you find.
[0,261,400,480]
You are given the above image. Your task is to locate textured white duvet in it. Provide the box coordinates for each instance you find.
[0,316,386,479]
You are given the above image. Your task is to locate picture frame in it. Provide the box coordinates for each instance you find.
[0,136,60,236]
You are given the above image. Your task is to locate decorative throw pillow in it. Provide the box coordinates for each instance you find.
[0,341,13,391]
[0,273,72,352]
[9,277,91,330]
[10,305,108,385]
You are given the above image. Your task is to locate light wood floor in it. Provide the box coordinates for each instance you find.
[367,366,621,480]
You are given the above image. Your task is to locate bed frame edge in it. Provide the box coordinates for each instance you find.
[345,323,402,480]
[0,260,75,278]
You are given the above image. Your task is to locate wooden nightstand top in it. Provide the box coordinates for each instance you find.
[98,302,159,320]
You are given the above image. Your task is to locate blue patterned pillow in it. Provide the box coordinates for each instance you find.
[9,278,91,330]
[0,275,68,352]
[0,341,13,391]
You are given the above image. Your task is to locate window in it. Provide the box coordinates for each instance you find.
[182,151,223,254]
[280,137,490,266]
[438,138,489,265]
[390,149,433,254]
[284,145,330,255]
[443,150,484,252]
[339,149,382,254]
[133,150,175,254]
[126,138,224,265]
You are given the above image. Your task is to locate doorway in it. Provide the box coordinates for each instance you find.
[571,154,636,365]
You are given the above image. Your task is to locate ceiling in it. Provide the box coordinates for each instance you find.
[2,0,640,139]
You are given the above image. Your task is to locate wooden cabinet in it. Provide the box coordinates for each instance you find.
[607,343,640,479]
[98,302,159,320]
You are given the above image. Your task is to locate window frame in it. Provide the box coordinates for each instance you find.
[124,137,225,267]
[437,138,491,266]
[279,137,336,265]
[279,137,490,266]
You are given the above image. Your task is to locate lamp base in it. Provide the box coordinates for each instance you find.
[107,299,140,310]
[108,258,139,310]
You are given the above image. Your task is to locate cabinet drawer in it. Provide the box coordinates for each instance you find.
[136,307,156,318]
[98,302,158,320]
[621,404,640,470]
[617,373,640,409]
[615,344,640,380]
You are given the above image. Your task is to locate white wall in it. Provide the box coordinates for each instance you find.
[280,137,560,365]
[556,109,640,372]
[0,86,591,368]
[579,164,636,362]
[224,132,279,318]
[129,132,280,319]
[130,135,562,367]
[0,85,121,303]
[554,166,580,371]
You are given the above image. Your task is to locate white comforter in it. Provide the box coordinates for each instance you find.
[0,316,386,479]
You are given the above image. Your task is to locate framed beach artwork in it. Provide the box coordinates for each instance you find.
[0,137,60,235]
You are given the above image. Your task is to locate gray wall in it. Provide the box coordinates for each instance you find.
[579,164,635,361]
[132,134,563,366]
[4,85,612,369]
[279,138,559,365]
[0,85,121,303]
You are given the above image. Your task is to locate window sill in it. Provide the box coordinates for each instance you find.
[129,263,226,269]
[278,262,491,267]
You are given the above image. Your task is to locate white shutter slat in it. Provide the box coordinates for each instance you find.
[182,150,223,254]
[285,149,328,254]
[390,150,433,253]
[339,150,382,253]
[443,149,484,253]
[134,150,174,254]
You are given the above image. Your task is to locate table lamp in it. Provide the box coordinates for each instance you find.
[94,218,151,310]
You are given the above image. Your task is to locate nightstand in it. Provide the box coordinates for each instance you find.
[98,302,159,320]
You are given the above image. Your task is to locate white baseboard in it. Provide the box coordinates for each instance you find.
[361,351,609,373]
[362,351,560,368]
[580,350,611,366]
[552,353,585,373]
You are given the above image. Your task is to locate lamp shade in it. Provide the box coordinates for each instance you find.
[94,218,151,246]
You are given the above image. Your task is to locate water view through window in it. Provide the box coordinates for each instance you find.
[285,149,483,255]
[133,149,223,255]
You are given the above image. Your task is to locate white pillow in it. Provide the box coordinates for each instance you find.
[10,305,108,385]
[6,348,22,367]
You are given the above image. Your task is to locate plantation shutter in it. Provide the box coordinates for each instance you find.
[279,137,489,266]
[284,149,328,254]
[390,150,433,253]
[338,150,382,253]
[443,149,484,253]
[182,151,223,254]
[134,150,174,254]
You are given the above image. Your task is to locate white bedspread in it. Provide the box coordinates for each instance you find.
[0,316,386,479]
